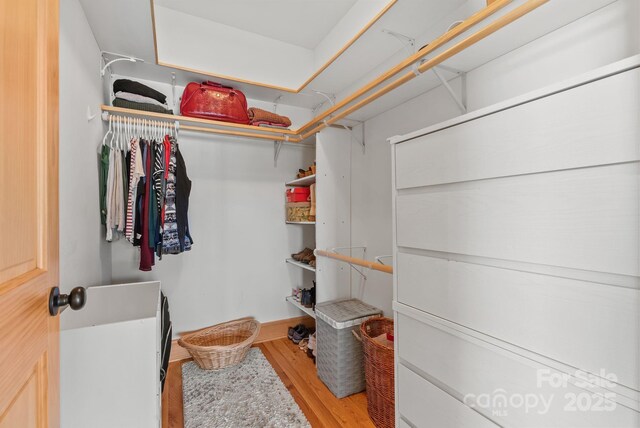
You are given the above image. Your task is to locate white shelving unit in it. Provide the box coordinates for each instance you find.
[285,174,316,187]
[285,170,316,318]
[285,296,315,319]
[286,258,316,272]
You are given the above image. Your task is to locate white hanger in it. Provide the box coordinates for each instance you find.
[118,116,123,150]
[102,115,113,147]
[109,116,116,149]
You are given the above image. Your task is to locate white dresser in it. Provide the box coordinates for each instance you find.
[390,56,640,428]
[60,281,162,428]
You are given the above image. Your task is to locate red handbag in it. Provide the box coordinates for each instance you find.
[180,81,250,124]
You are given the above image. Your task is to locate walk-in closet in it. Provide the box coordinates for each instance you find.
[1,0,639,427]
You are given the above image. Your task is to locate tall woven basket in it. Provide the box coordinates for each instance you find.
[178,318,261,370]
[361,317,395,428]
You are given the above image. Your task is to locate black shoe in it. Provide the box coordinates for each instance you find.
[292,325,309,344]
[288,323,305,341]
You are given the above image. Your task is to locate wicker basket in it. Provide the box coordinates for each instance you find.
[178,318,261,370]
[361,317,395,428]
[286,202,311,222]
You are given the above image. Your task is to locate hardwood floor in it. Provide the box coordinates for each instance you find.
[162,338,375,428]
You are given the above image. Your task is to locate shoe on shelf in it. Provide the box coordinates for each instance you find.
[301,252,315,265]
[302,287,316,308]
[291,248,313,261]
[309,259,316,268]
[300,289,310,307]
[297,169,306,179]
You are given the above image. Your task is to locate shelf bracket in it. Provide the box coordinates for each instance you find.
[273,95,283,114]
[374,255,393,265]
[312,91,336,107]
[432,66,467,114]
[171,72,177,111]
[350,122,365,154]
[381,29,416,55]
[330,246,368,280]
[100,51,144,77]
[274,140,283,167]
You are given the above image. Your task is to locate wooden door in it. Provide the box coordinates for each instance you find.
[0,0,60,426]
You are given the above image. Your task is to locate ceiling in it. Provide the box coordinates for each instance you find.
[154,0,358,50]
[151,0,395,90]
[81,0,619,124]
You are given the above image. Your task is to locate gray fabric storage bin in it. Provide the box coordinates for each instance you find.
[316,298,381,398]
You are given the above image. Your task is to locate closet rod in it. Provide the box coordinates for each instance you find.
[102,105,298,135]
[295,0,514,136]
[315,250,393,274]
[179,124,301,142]
[298,0,547,139]
[101,106,302,143]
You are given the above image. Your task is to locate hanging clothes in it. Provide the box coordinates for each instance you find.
[175,145,193,252]
[99,144,110,225]
[162,136,180,254]
[140,139,155,272]
[105,147,117,241]
[125,138,144,243]
[100,116,193,271]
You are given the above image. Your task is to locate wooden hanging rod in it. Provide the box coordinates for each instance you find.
[315,250,393,274]
[299,0,549,139]
[296,0,514,135]
[101,105,301,143]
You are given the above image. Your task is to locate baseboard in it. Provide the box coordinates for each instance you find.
[169,315,315,362]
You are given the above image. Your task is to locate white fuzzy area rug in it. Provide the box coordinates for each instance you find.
[182,348,310,428]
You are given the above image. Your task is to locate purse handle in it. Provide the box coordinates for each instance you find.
[181,81,236,107]
[201,81,234,90]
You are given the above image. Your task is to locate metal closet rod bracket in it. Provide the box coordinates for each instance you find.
[374,255,393,265]
[100,51,144,77]
[381,29,416,55]
[274,136,289,167]
[330,246,367,279]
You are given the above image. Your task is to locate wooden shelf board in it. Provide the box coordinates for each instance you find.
[286,175,316,187]
[286,296,316,319]
[286,258,316,273]
[101,105,298,136]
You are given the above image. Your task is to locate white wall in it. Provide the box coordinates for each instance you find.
[101,76,316,335]
[59,0,112,291]
[155,5,314,90]
[350,0,640,316]
[108,132,314,335]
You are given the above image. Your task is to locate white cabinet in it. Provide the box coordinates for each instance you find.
[60,281,161,428]
[391,58,640,427]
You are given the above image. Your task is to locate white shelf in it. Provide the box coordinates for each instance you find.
[286,296,315,319]
[286,258,316,272]
[286,174,316,187]
[286,221,316,225]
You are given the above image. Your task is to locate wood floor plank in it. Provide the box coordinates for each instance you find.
[165,338,375,428]
[167,360,185,428]
[262,340,343,428]
[269,339,375,428]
